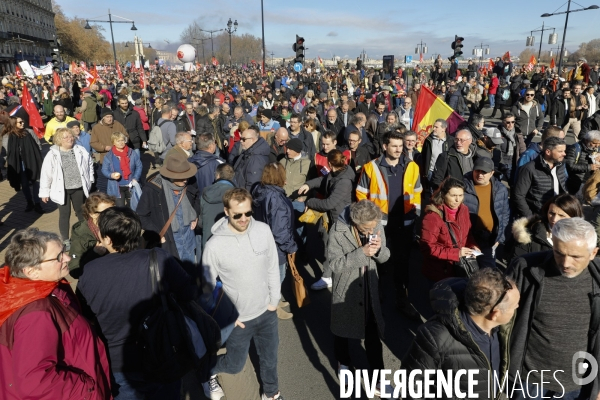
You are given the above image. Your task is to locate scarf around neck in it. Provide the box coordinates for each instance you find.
[162,179,196,233]
[112,146,131,180]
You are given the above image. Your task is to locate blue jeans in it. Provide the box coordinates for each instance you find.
[292,200,306,244]
[489,93,496,108]
[112,371,180,400]
[212,309,279,397]
[510,383,583,400]
[20,171,40,204]
[279,262,287,285]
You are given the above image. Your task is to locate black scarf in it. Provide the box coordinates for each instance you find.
[7,132,42,191]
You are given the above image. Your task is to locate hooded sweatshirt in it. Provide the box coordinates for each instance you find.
[202,217,280,322]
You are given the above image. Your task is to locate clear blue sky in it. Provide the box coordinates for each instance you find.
[60,0,599,60]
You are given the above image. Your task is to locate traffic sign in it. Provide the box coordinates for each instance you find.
[294,62,303,72]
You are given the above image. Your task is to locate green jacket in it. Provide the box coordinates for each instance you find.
[68,220,103,278]
[280,155,312,197]
[81,96,98,123]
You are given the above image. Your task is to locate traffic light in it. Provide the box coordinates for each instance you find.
[292,35,305,65]
[50,37,60,72]
[450,35,464,60]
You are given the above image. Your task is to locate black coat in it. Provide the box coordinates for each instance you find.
[402,278,510,400]
[549,96,568,127]
[200,179,235,248]
[113,106,146,149]
[137,172,201,262]
[506,252,600,400]
[197,115,225,145]
[177,111,201,133]
[565,140,595,194]
[504,216,551,264]
[513,155,567,218]
[431,146,477,191]
[227,137,271,191]
[306,166,355,223]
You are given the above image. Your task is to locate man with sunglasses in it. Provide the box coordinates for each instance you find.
[402,268,519,398]
[507,218,600,400]
[511,88,544,145]
[202,188,284,400]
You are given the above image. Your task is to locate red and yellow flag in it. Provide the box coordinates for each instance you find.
[412,85,464,149]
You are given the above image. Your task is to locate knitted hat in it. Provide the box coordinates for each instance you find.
[100,108,114,119]
[286,138,303,153]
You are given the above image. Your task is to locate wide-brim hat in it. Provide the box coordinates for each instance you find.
[160,153,198,180]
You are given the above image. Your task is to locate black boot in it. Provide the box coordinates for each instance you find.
[24,202,34,212]
[34,203,44,214]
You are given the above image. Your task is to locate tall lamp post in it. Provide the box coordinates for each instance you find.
[526,22,557,60]
[84,9,137,69]
[199,28,224,59]
[472,43,490,67]
[415,40,427,62]
[193,37,210,65]
[125,40,152,68]
[261,0,266,75]
[541,0,599,73]
[224,18,238,67]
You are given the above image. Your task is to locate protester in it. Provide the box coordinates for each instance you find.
[0,228,112,399]
[101,132,142,207]
[44,104,77,143]
[68,192,115,278]
[328,200,393,397]
[228,125,270,191]
[76,207,197,399]
[565,129,600,194]
[420,177,479,282]
[507,218,600,400]
[252,163,297,320]
[402,268,519,398]
[201,188,283,400]
[430,129,477,191]
[39,127,94,241]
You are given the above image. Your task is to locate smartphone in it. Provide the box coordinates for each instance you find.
[368,234,378,243]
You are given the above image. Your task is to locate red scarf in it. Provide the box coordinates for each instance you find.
[112,146,131,181]
[443,204,459,221]
[0,266,60,326]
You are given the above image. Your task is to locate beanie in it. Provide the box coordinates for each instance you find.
[286,138,303,153]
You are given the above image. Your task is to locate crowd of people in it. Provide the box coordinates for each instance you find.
[0,55,600,399]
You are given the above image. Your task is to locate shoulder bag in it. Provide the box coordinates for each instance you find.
[444,220,479,277]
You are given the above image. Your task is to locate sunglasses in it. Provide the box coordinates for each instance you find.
[504,120,516,124]
[232,211,253,220]
[40,244,67,264]
[491,276,512,312]
[525,93,535,97]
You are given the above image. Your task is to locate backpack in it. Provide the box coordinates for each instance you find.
[148,120,168,153]
[501,88,510,101]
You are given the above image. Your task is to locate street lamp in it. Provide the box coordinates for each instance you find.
[192,37,210,65]
[125,39,152,67]
[526,22,557,60]
[84,8,137,69]
[199,28,224,58]
[225,18,238,67]
[472,43,490,67]
[415,41,427,61]
[541,0,599,73]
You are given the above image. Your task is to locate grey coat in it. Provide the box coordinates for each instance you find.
[328,207,390,340]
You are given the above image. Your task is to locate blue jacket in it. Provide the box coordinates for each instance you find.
[75,131,92,154]
[188,150,224,195]
[462,172,510,245]
[101,148,143,198]
[514,142,541,184]
[251,184,297,265]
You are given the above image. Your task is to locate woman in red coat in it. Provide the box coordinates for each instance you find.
[420,177,480,282]
[0,228,111,399]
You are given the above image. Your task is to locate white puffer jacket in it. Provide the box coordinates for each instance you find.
[39,145,94,205]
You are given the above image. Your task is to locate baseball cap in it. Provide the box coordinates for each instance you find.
[485,127,504,145]
[473,156,494,173]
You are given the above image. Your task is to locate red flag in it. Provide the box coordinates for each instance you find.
[84,70,95,87]
[550,58,556,69]
[502,51,511,62]
[116,62,123,80]
[488,58,495,70]
[212,56,219,66]
[52,71,61,90]
[139,68,145,90]
[80,61,87,71]
[15,66,22,79]
[419,53,423,63]
[21,84,45,138]
[541,66,546,73]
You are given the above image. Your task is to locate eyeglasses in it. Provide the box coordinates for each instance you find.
[232,211,253,220]
[504,120,516,124]
[16,120,25,124]
[491,276,512,312]
[40,244,67,264]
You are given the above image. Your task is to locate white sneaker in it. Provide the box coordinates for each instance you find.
[261,391,284,400]
[338,363,351,389]
[375,381,398,399]
[311,276,332,290]
[202,375,225,400]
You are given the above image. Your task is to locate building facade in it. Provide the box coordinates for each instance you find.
[0,0,56,75]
